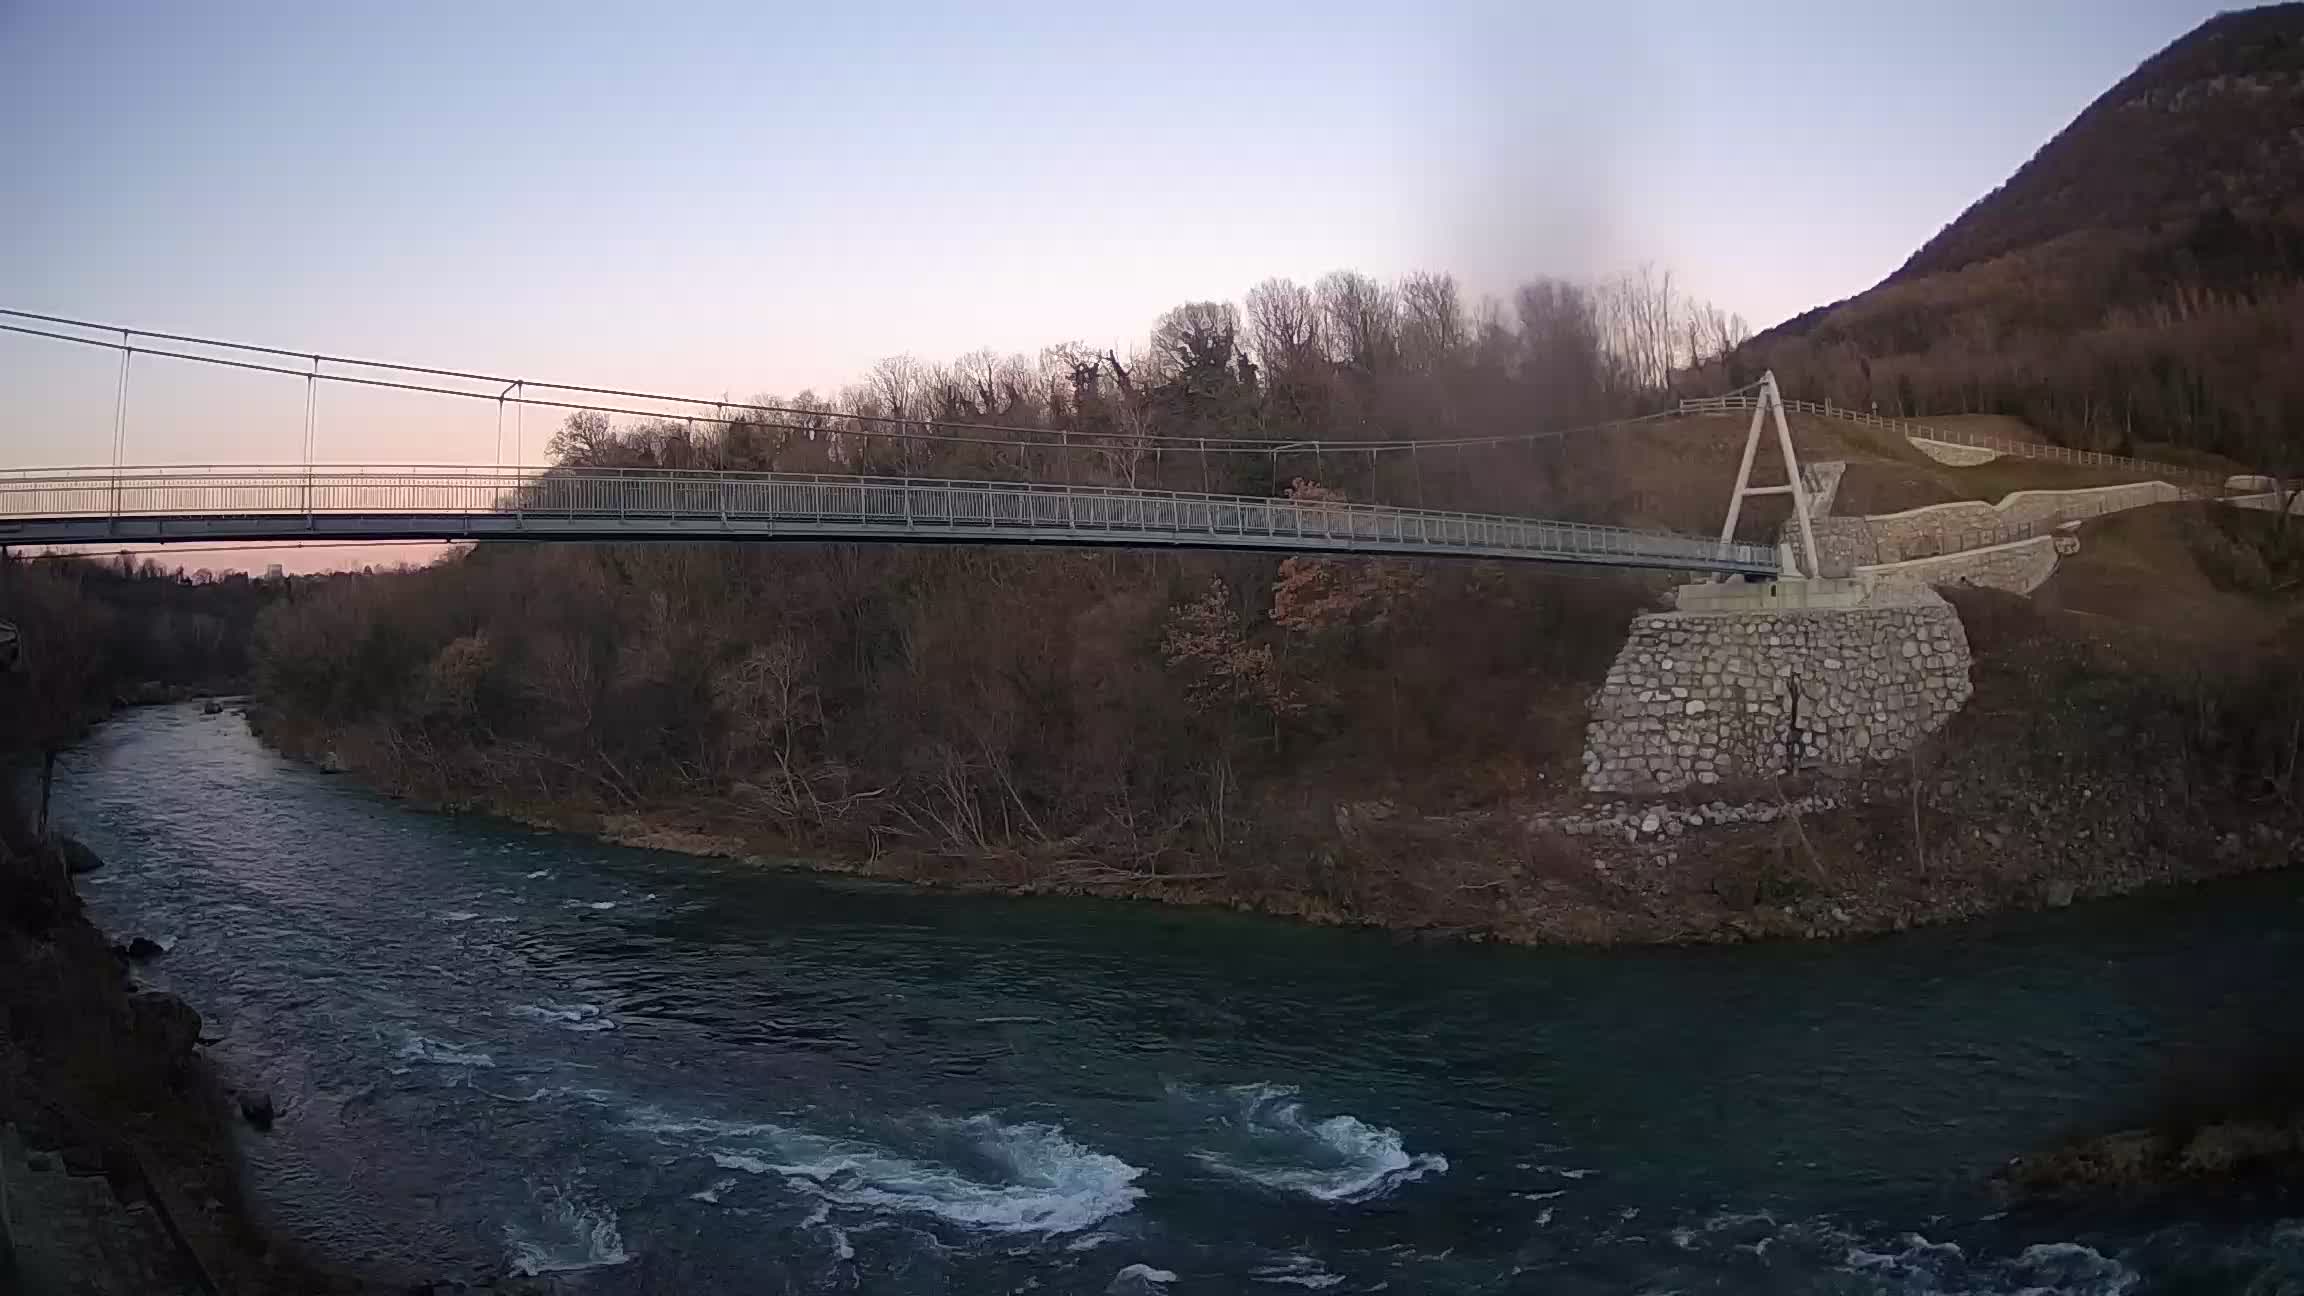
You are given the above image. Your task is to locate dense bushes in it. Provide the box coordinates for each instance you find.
[2,555,277,757]
[254,535,1654,871]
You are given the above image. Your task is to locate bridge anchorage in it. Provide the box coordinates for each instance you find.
[1595,373,1967,795]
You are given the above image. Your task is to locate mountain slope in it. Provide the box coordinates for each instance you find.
[1742,4,2304,470]
[1898,3,2304,282]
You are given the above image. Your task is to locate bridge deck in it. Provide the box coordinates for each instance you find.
[0,467,1780,575]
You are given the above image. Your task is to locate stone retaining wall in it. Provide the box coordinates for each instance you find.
[1785,470,2196,571]
[2230,490,2304,515]
[1804,517,1880,571]
[1848,481,2189,563]
[1910,438,2002,466]
[1582,587,1972,795]
[1858,534,2061,595]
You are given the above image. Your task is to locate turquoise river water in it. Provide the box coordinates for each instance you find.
[50,703,2304,1293]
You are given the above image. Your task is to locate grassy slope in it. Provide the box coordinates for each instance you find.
[2036,502,2304,645]
[1630,412,2211,527]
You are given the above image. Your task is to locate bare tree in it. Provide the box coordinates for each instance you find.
[1515,278,1607,415]
[1317,271,1399,374]
[547,410,618,466]
[1399,271,1469,374]
[1595,263,1681,396]
[1245,278,1322,375]
[1150,301,1245,382]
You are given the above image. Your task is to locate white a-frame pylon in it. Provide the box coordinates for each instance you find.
[1716,371,1819,579]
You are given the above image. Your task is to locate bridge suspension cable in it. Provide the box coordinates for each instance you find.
[0,307,1765,460]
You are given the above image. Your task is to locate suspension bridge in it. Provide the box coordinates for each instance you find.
[0,311,1787,576]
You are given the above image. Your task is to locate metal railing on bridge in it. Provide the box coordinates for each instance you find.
[0,465,1782,576]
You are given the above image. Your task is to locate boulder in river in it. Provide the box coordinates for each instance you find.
[58,835,104,875]
[117,936,167,962]
[237,1090,277,1131]
[202,700,224,715]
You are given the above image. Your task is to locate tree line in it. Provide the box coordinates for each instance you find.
[2,553,282,830]
[531,266,1750,521]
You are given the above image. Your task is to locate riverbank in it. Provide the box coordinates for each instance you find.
[250,586,2304,947]
[0,824,333,1291]
[0,818,543,1293]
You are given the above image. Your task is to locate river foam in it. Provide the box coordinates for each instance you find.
[395,1032,494,1068]
[503,1183,631,1276]
[1664,1213,2142,1296]
[509,1000,618,1032]
[1107,1263,1178,1293]
[645,1110,1143,1235]
[1252,1253,1346,1287]
[1837,1234,2136,1295]
[1179,1083,1446,1203]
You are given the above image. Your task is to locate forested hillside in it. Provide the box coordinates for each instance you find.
[250,267,1756,925]
[1743,4,2304,471]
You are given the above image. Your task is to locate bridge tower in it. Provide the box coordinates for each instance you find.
[1715,371,1820,580]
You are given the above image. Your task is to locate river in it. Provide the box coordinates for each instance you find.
[46,702,2304,1293]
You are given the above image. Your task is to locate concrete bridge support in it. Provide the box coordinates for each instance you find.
[1581,581,1972,795]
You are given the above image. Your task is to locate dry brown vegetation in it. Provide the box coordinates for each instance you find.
[1737,6,2304,475]
[1,554,280,788]
[254,540,1656,894]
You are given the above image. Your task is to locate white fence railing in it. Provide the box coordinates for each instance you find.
[0,465,1780,575]
[1677,395,2229,492]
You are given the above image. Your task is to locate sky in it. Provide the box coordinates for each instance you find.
[0,0,2240,568]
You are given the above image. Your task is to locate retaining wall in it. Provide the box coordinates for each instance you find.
[1582,586,1972,795]
[1857,534,2061,595]
[1814,481,2192,566]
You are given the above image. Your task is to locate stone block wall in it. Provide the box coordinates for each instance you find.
[1910,438,2002,466]
[1582,587,1973,795]
[1804,517,1881,570]
[1858,535,2060,595]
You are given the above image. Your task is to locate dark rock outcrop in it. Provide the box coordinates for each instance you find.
[124,989,202,1064]
[58,836,103,876]
[236,1091,276,1131]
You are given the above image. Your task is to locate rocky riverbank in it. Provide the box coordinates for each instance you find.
[1996,1037,2304,1203]
[0,821,542,1294]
